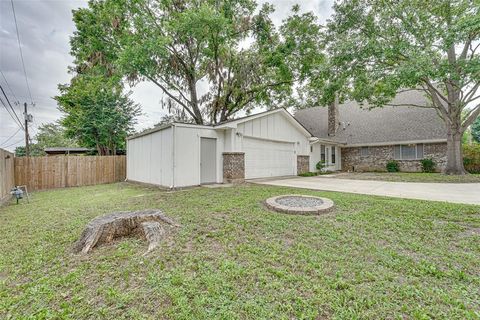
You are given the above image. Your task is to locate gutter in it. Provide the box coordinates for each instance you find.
[343,139,447,147]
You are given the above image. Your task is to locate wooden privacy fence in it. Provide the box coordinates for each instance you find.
[1,148,15,203]
[14,155,126,191]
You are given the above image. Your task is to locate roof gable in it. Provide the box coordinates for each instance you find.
[215,108,312,137]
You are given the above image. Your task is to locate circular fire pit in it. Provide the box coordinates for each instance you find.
[265,195,334,215]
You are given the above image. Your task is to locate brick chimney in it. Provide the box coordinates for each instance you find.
[328,95,339,136]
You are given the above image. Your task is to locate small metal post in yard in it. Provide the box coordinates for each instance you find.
[10,185,30,204]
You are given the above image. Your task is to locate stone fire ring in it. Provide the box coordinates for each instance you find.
[265,195,334,215]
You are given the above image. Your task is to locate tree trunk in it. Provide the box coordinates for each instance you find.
[445,123,466,175]
[188,76,203,125]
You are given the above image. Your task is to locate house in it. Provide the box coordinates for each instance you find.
[126,109,318,188]
[127,91,447,188]
[294,90,447,172]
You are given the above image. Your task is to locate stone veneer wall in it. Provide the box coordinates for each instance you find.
[222,152,245,183]
[341,143,447,172]
[297,155,310,175]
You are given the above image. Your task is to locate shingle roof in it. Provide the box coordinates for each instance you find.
[294,90,447,146]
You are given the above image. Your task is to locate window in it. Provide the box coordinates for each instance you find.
[394,145,401,159]
[417,144,424,158]
[401,145,416,160]
[360,147,369,157]
[310,146,313,153]
[320,145,326,163]
[393,144,424,160]
[331,147,336,164]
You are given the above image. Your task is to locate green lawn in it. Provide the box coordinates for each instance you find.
[0,183,479,319]
[333,172,480,183]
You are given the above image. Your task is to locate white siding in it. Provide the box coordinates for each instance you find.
[232,111,311,178]
[310,143,321,172]
[173,126,224,187]
[309,143,342,172]
[127,127,173,187]
[235,112,310,156]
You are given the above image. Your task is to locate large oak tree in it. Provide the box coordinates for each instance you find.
[325,0,480,174]
[69,0,324,124]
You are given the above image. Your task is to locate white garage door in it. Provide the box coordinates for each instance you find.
[243,137,295,179]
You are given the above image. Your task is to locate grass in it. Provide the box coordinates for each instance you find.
[334,172,480,183]
[0,183,479,319]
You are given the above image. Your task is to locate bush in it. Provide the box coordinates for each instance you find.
[421,158,436,173]
[316,161,325,172]
[386,160,399,172]
[298,172,319,177]
[463,144,480,174]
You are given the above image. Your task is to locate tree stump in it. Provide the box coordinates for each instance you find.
[73,209,179,254]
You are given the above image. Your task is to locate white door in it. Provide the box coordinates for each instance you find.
[200,138,217,184]
[243,137,295,179]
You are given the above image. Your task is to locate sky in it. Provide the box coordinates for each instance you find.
[0,0,334,152]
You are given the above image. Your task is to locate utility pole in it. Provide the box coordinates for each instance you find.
[23,102,33,157]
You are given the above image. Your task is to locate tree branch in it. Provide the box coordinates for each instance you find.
[459,37,473,60]
[422,79,449,104]
[145,75,197,120]
[462,105,480,132]
[462,83,480,104]
[470,42,480,59]
[421,81,452,123]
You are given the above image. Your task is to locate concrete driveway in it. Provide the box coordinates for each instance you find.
[251,176,480,205]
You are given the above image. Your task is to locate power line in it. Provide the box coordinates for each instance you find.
[0,127,22,147]
[0,95,24,129]
[2,137,24,150]
[0,84,24,130]
[0,69,22,117]
[0,70,20,105]
[10,0,34,104]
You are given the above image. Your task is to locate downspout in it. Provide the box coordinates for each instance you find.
[172,124,176,189]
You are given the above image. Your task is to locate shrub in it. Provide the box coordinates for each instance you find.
[298,172,319,177]
[316,161,325,172]
[421,158,436,173]
[463,144,480,174]
[386,160,399,172]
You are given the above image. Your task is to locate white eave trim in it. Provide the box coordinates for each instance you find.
[310,137,345,145]
[127,122,215,140]
[214,109,282,129]
[173,123,213,129]
[127,124,173,140]
[343,139,447,147]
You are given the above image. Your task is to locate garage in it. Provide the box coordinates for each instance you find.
[127,108,313,188]
[243,137,295,179]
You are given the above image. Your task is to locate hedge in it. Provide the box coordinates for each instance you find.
[463,144,480,174]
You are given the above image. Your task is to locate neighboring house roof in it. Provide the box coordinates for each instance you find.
[294,90,447,146]
[44,147,92,154]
